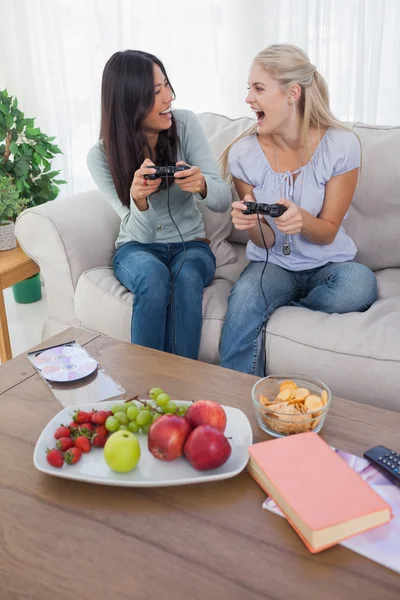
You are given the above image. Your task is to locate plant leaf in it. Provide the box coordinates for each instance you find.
[9,141,19,155]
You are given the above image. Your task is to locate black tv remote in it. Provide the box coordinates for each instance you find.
[363,445,400,486]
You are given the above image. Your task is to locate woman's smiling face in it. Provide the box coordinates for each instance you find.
[246,62,292,135]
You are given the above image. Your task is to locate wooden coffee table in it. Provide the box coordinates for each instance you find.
[0,243,40,362]
[1,327,399,600]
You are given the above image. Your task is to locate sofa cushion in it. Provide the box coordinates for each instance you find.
[375,268,400,299]
[198,112,253,160]
[265,297,400,410]
[197,112,255,265]
[337,123,400,271]
[215,242,249,285]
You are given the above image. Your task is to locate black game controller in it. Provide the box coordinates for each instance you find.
[242,201,287,217]
[144,165,191,180]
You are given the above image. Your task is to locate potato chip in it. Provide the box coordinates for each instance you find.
[266,402,286,413]
[311,417,321,430]
[321,390,328,406]
[293,387,310,400]
[276,389,294,402]
[304,394,324,414]
[279,380,298,392]
[260,394,272,406]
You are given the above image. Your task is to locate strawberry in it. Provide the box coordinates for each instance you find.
[94,424,108,437]
[69,420,79,433]
[92,434,107,448]
[46,448,64,468]
[79,422,94,435]
[91,411,109,425]
[56,437,74,452]
[64,447,82,465]
[74,436,91,453]
[73,410,93,424]
[54,425,71,440]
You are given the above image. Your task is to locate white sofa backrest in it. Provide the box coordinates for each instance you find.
[199,112,400,270]
[346,123,400,271]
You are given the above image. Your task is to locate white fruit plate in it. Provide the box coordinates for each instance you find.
[33,401,253,487]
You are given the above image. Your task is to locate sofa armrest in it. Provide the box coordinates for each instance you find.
[15,189,120,326]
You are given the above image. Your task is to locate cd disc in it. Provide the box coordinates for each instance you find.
[41,355,98,382]
[35,345,87,369]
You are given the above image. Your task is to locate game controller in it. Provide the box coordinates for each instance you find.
[242,201,288,217]
[144,165,191,180]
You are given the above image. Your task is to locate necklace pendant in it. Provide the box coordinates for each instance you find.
[282,241,291,256]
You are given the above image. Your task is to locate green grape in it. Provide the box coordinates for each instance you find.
[149,387,163,400]
[141,423,152,434]
[105,415,119,432]
[111,403,127,415]
[164,401,177,414]
[119,424,128,431]
[124,401,136,411]
[137,410,152,426]
[152,412,163,423]
[142,404,152,411]
[156,393,170,407]
[177,404,190,416]
[114,411,129,425]
[128,421,140,433]
[127,405,140,421]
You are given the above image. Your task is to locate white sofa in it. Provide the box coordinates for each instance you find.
[16,113,400,411]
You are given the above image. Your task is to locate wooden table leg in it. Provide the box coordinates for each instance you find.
[0,289,12,363]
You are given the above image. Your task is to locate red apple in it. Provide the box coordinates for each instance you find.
[148,414,191,461]
[184,425,231,471]
[185,400,227,432]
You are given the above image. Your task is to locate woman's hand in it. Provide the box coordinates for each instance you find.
[231,195,260,230]
[174,161,207,197]
[274,198,303,234]
[130,159,162,209]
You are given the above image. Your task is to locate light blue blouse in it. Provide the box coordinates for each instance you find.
[228,128,361,271]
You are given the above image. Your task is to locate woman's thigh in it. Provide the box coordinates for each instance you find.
[113,243,170,294]
[300,261,378,313]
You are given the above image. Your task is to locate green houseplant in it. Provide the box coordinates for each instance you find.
[0,175,27,250]
[0,89,66,302]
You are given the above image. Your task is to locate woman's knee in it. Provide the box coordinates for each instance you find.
[116,257,171,298]
[331,262,377,312]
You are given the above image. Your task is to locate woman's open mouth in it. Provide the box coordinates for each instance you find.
[256,111,265,124]
[160,108,172,119]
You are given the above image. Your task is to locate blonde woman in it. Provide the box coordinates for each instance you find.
[220,44,377,375]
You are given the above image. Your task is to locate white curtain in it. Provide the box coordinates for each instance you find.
[1,0,399,197]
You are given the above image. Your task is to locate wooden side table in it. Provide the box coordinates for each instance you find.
[0,244,40,362]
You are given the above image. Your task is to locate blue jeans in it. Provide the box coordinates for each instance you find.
[113,241,216,359]
[220,260,378,376]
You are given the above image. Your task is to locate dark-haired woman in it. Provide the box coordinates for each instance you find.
[87,50,231,359]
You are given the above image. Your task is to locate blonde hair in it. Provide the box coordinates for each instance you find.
[220,44,358,178]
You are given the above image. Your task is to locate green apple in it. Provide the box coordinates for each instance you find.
[104,430,141,473]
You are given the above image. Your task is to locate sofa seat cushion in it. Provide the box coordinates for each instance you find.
[265,297,400,410]
[74,267,233,363]
[375,268,400,299]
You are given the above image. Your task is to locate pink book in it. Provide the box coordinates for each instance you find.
[248,432,392,553]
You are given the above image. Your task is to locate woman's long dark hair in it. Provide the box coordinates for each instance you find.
[100,50,178,207]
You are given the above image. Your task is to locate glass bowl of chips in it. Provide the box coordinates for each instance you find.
[252,374,332,438]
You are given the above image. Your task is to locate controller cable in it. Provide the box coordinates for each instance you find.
[256,212,269,377]
[165,173,186,355]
